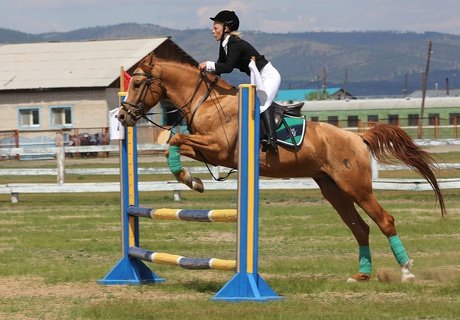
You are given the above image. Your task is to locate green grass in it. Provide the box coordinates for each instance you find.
[0,188,459,319]
[0,151,459,319]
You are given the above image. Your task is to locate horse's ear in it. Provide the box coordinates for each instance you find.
[148,52,157,65]
[139,52,157,66]
[138,52,157,72]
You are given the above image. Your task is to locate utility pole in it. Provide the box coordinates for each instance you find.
[343,68,348,98]
[322,66,328,99]
[418,40,432,139]
[403,73,408,96]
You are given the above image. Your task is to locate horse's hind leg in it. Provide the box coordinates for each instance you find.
[314,175,372,282]
[355,195,415,282]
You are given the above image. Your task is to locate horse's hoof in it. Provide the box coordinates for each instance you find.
[401,259,415,282]
[346,273,371,283]
[178,169,205,193]
[192,177,204,193]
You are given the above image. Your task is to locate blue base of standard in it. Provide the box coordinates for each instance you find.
[212,272,284,302]
[98,257,165,285]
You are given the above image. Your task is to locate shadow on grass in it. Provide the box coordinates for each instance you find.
[179,279,225,294]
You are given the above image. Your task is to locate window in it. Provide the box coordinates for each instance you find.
[388,114,399,126]
[50,106,72,127]
[367,115,379,123]
[449,113,460,125]
[327,116,339,127]
[18,108,40,128]
[408,114,419,126]
[428,113,440,126]
[347,115,359,128]
[310,116,319,122]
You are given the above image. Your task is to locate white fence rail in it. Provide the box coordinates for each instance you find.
[1,142,459,203]
[2,178,460,204]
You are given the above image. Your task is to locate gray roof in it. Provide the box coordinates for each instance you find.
[0,37,171,90]
[408,89,460,98]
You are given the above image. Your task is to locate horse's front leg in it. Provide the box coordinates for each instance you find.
[169,133,221,151]
[166,133,222,193]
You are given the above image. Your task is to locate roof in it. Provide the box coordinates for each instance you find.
[301,96,460,112]
[0,37,191,91]
[408,89,460,98]
[276,87,347,101]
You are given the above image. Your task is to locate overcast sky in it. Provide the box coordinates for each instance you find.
[3,0,460,35]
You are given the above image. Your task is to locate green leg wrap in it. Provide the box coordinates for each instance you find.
[167,145,182,175]
[389,235,410,266]
[358,246,372,274]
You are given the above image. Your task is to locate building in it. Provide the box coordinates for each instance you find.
[276,87,356,102]
[275,86,459,139]
[0,37,196,147]
[299,96,460,138]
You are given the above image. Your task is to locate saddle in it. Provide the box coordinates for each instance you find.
[271,101,304,127]
[260,101,307,149]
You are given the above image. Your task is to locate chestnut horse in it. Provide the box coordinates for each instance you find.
[118,55,445,283]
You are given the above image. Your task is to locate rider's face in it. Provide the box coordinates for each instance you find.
[212,22,225,41]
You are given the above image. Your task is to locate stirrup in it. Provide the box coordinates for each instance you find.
[261,139,269,152]
[261,138,278,154]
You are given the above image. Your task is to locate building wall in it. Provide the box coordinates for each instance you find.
[302,97,460,126]
[0,88,118,131]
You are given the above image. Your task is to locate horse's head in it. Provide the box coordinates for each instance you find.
[117,56,165,127]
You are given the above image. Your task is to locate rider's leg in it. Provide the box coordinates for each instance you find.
[260,108,278,154]
[259,63,281,155]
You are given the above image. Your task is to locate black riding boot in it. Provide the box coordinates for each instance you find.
[260,109,278,154]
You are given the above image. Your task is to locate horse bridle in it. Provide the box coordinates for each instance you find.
[120,63,233,181]
[120,64,219,131]
[120,66,171,129]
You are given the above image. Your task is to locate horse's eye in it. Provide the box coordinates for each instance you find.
[133,82,142,89]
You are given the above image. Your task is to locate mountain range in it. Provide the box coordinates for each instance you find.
[2,23,460,96]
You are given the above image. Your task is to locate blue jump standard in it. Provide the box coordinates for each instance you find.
[98,126,164,285]
[212,84,283,302]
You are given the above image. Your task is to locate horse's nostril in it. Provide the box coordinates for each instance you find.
[118,114,125,120]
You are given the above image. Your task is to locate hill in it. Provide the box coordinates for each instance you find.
[2,23,460,96]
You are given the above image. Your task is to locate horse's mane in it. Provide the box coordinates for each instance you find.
[139,55,237,93]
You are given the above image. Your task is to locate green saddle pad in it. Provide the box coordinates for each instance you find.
[275,115,307,148]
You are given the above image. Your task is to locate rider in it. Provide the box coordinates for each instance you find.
[198,10,281,154]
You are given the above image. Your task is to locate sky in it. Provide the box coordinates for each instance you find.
[2,0,460,35]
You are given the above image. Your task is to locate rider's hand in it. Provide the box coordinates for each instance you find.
[198,62,207,71]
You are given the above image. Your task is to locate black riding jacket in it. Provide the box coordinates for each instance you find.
[215,35,268,76]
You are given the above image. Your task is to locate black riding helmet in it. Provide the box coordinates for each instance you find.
[210,10,240,32]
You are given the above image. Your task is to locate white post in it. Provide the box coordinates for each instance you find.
[56,131,65,184]
[173,190,181,202]
[371,156,379,180]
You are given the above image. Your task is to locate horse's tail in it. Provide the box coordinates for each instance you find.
[360,123,446,216]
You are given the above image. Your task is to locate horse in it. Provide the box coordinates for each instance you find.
[117,54,446,283]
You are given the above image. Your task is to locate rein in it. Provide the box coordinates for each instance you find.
[121,69,218,131]
[122,64,235,181]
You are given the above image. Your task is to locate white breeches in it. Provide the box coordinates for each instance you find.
[259,62,281,113]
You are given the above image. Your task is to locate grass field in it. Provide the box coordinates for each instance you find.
[0,151,459,319]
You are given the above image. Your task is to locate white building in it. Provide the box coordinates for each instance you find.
[0,37,196,147]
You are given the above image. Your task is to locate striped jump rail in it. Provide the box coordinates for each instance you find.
[127,207,237,223]
[129,247,236,271]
